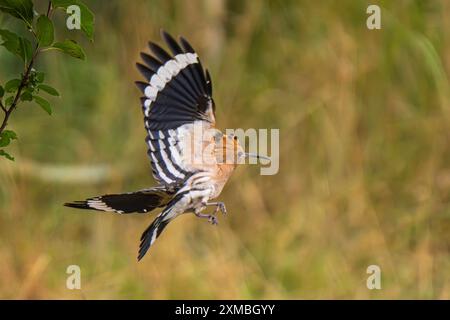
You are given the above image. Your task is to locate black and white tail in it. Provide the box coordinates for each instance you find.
[64,186,174,214]
[137,213,171,261]
[138,192,189,260]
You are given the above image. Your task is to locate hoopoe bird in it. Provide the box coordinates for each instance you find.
[65,30,267,260]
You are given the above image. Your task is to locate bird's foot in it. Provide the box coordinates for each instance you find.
[195,212,219,225]
[208,202,227,215]
[208,215,219,225]
[217,202,227,215]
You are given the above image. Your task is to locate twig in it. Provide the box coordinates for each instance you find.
[0,46,40,135]
[46,1,53,17]
[0,0,53,136]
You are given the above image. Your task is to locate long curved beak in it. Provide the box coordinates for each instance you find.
[244,153,270,161]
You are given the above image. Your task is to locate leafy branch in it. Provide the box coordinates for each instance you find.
[0,0,94,161]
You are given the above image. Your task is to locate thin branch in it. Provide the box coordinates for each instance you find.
[0,46,40,135]
[46,1,53,18]
[0,0,52,137]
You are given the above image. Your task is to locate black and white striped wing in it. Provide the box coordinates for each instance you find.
[136,30,216,187]
[64,186,173,214]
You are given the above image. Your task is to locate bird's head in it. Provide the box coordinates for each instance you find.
[216,133,269,166]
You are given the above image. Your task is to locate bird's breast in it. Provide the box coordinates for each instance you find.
[208,164,236,199]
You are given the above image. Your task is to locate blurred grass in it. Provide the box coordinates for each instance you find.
[1,0,450,299]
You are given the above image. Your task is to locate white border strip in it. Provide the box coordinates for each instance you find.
[143,53,199,116]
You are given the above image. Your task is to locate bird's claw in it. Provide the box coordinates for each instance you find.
[208,215,219,225]
[214,202,227,215]
[195,212,219,225]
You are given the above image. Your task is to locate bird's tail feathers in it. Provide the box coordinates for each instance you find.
[137,193,187,260]
[138,213,172,261]
[64,186,174,214]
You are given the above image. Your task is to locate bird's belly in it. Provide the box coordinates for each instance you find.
[209,179,227,199]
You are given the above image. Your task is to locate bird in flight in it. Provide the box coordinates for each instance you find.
[65,30,267,260]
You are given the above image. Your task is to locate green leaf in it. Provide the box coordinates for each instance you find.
[52,0,95,41]
[18,36,32,62]
[5,96,14,106]
[0,29,32,62]
[0,129,18,147]
[35,71,45,83]
[0,138,9,147]
[33,95,52,115]
[36,15,54,47]
[52,40,85,60]
[0,29,20,55]
[0,85,4,98]
[3,130,17,140]
[38,84,59,96]
[5,79,21,92]
[0,149,14,161]
[20,91,32,101]
[0,0,34,25]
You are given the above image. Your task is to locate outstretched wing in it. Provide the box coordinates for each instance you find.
[136,30,216,188]
[64,186,174,214]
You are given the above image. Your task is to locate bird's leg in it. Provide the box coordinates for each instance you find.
[194,203,218,225]
[194,212,219,225]
[206,202,227,215]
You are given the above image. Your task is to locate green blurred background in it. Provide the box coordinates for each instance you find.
[1,0,450,299]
